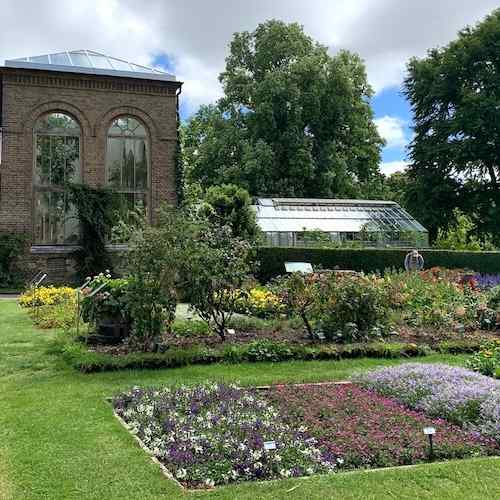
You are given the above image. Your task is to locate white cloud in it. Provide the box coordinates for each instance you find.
[375,116,407,149]
[380,161,408,176]
[1,0,498,113]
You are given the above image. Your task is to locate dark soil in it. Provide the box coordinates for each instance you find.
[87,319,499,356]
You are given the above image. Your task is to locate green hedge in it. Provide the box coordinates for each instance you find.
[256,247,500,281]
[60,338,481,373]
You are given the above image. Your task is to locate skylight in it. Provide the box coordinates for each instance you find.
[4,50,176,82]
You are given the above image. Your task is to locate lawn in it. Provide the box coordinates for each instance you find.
[1,299,499,499]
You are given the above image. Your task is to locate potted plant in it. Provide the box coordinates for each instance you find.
[81,272,131,344]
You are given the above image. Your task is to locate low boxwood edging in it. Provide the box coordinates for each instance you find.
[256,247,500,281]
[60,338,482,373]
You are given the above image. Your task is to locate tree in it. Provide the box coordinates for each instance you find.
[404,9,500,242]
[184,20,384,198]
[200,184,260,241]
[433,209,496,251]
[183,223,253,341]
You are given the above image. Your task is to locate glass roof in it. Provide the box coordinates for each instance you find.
[254,198,428,234]
[4,50,176,82]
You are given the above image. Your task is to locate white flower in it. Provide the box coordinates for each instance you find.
[176,468,187,479]
[337,457,344,465]
[204,478,215,488]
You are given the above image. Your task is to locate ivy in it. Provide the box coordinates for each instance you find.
[67,184,115,280]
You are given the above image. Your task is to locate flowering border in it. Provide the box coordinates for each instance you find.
[111,379,498,491]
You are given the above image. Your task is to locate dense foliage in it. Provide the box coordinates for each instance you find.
[404,9,500,242]
[199,184,260,241]
[433,210,496,251]
[183,223,253,341]
[317,274,390,342]
[184,20,384,198]
[126,207,193,350]
[467,340,500,378]
[67,184,115,280]
[0,232,25,288]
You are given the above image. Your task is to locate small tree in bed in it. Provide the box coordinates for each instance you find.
[184,223,252,341]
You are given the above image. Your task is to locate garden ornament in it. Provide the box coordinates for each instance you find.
[404,249,424,272]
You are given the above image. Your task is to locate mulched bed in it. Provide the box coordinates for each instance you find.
[113,382,498,489]
[89,321,498,356]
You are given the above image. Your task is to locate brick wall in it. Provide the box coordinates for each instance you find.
[0,67,181,283]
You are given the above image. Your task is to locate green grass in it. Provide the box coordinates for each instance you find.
[0,300,499,499]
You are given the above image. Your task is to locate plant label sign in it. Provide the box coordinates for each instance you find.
[284,262,313,274]
[263,440,277,450]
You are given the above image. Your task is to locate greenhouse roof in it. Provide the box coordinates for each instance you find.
[3,50,176,82]
[253,198,428,233]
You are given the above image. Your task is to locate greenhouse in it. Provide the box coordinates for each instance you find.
[253,198,429,248]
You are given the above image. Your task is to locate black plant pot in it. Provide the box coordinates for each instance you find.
[86,315,131,345]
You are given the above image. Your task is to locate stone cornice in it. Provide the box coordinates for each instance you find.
[0,68,181,96]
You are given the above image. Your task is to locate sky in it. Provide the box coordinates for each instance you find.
[1,0,498,176]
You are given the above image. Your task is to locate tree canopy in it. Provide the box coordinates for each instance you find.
[404,9,500,241]
[183,20,384,199]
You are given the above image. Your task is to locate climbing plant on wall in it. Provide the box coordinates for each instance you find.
[67,184,115,280]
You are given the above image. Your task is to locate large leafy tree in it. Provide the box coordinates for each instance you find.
[404,9,500,241]
[184,20,384,198]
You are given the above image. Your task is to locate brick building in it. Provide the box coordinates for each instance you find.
[0,50,182,282]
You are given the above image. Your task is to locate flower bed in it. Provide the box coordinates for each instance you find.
[113,383,337,488]
[354,363,500,441]
[113,381,498,489]
[266,384,497,468]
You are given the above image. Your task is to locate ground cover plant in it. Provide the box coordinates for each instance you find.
[113,380,498,490]
[355,363,500,442]
[266,383,498,468]
[113,383,338,488]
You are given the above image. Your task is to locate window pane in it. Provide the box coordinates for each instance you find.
[35,113,80,133]
[35,136,51,185]
[123,138,135,188]
[69,52,91,67]
[50,52,70,66]
[34,191,79,245]
[134,139,148,189]
[88,54,113,69]
[65,137,81,183]
[106,137,124,187]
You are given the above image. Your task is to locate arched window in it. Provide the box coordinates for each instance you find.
[34,112,81,244]
[106,116,149,218]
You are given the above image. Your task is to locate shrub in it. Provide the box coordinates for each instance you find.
[200,184,260,242]
[316,274,390,343]
[466,340,500,378]
[126,206,192,350]
[381,270,481,329]
[184,223,253,341]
